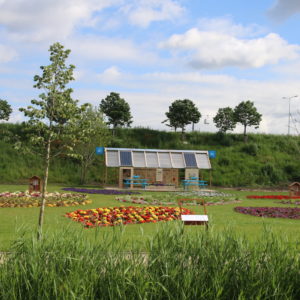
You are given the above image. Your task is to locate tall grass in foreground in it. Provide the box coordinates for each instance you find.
[0,224,299,300]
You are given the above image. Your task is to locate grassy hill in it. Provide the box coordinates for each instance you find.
[1,124,300,187]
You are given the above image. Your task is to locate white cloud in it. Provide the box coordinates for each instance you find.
[143,71,234,85]
[161,28,300,69]
[273,61,300,77]
[67,35,157,63]
[268,0,300,21]
[120,0,185,28]
[197,17,266,38]
[0,0,185,43]
[0,44,17,63]
[0,0,115,42]
[97,66,122,83]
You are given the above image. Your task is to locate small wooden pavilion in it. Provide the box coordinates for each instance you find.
[104,147,212,189]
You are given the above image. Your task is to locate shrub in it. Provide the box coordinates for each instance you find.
[241,143,259,156]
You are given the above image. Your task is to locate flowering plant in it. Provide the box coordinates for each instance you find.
[247,195,300,199]
[65,206,193,228]
[62,188,140,195]
[116,196,240,206]
[274,200,300,205]
[0,191,90,208]
[234,206,300,219]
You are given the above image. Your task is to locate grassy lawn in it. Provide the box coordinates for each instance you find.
[0,184,299,251]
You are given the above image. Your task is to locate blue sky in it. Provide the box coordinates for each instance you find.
[1,0,300,134]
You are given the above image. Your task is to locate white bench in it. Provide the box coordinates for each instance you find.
[181,215,209,228]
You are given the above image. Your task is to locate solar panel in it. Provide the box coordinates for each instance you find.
[132,151,146,167]
[184,153,197,167]
[158,152,172,168]
[195,153,211,169]
[146,152,158,167]
[120,151,132,166]
[106,150,119,167]
[171,152,185,168]
[105,148,211,169]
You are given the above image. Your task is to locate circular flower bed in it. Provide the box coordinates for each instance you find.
[0,191,91,208]
[62,188,140,195]
[247,195,300,199]
[65,206,193,228]
[234,206,300,219]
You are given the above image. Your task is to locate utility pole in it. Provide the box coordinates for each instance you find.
[282,95,298,135]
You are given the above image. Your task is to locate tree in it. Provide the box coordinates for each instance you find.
[0,99,12,121]
[69,104,110,184]
[234,100,262,142]
[19,42,82,240]
[163,99,201,135]
[100,92,132,131]
[213,107,236,133]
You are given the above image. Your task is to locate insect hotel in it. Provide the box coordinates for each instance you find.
[289,182,300,197]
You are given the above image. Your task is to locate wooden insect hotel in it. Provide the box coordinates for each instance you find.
[29,176,42,193]
[289,182,300,197]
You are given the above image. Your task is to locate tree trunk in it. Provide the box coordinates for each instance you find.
[192,122,194,132]
[80,160,87,185]
[244,125,248,143]
[181,127,185,141]
[37,134,51,240]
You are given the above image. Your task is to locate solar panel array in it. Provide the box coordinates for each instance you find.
[120,151,132,166]
[105,148,211,169]
[184,153,197,167]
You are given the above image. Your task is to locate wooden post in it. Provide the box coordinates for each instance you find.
[105,165,108,185]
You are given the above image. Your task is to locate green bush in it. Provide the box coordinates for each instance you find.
[240,143,259,156]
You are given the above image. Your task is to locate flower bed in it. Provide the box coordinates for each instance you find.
[65,206,193,228]
[116,191,240,206]
[0,191,90,208]
[62,188,140,195]
[116,196,240,206]
[275,200,300,205]
[247,195,300,199]
[234,206,300,219]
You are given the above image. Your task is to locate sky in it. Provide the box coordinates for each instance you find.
[1,0,300,135]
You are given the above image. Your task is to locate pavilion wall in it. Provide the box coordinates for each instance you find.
[133,168,179,187]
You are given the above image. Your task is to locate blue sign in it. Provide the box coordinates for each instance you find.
[208,150,216,159]
[95,147,105,155]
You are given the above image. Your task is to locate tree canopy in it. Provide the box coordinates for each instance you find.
[69,104,110,184]
[0,99,12,121]
[100,92,132,129]
[213,107,236,133]
[163,99,201,133]
[234,100,262,142]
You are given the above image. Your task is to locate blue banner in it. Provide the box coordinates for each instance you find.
[95,147,105,155]
[208,150,216,159]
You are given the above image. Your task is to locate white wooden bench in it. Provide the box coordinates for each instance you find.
[181,214,208,227]
[178,198,209,229]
